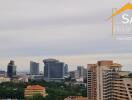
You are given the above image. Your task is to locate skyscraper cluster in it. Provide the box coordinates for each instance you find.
[6,59,69,82]
[69,66,87,83]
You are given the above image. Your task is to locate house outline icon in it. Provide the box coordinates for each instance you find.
[109,3,132,19]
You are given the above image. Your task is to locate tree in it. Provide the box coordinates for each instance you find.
[27,94,44,100]
[128,73,132,78]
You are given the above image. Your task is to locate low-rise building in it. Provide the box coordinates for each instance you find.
[18,77,28,83]
[11,76,28,83]
[0,77,10,83]
[24,85,47,98]
[69,70,79,79]
[0,70,6,77]
[28,75,43,81]
[64,96,87,100]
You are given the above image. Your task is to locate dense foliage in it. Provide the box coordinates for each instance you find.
[128,73,132,78]
[0,80,87,100]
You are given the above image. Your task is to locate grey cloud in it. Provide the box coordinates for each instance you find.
[0,0,132,71]
[0,0,131,57]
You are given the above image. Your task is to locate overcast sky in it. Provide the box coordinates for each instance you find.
[0,0,132,71]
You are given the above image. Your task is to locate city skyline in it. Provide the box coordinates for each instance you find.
[0,53,132,72]
[1,0,132,99]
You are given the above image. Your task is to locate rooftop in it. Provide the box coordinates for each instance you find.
[64,96,87,100]
[110,63,122,68]
[26,85,45,90]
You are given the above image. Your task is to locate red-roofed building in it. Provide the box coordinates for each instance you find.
[64,96,87,100]
[24,85,47,98]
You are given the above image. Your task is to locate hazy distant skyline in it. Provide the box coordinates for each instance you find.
[0,0,132,71]
[0,53,132,72]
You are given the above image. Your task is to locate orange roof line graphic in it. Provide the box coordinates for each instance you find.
[109,3,132,19]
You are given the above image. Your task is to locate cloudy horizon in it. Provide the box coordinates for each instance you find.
[0,52,132,72]
[0,0,132,71]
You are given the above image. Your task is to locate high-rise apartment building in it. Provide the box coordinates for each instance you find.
[87,64,97,100]
[87,60,132,100]
[7,60,16,78]
[43,59,67,82]
[30,61,39,75]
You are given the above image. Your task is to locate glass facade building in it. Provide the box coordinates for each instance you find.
[43,59,68,82]
[7,60,16,78]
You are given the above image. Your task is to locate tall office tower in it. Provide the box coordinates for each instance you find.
[87,60,132,100]
[64,64,68,76]
[7,60,16,78]
[30,61,39,75]
[43,59,67,82]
